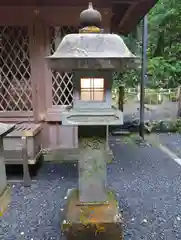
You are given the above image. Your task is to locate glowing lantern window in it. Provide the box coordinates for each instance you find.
[80,78,104,101]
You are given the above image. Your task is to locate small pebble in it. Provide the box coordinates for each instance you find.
[141,219,148,225]
[64,196,67,200]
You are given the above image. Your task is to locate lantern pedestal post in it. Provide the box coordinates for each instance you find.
[62,126,122,239]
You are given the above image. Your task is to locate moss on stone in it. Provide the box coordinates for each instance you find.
[62,188,119,224]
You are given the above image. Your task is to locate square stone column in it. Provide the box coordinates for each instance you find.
[78,125,108,204]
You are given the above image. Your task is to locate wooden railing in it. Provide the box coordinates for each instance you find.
[112,87,178,105]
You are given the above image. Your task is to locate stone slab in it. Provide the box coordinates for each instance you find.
[0,186,11,216]
[0,123,15,137]
[62,188,122,239]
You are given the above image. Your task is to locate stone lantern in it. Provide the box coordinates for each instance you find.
[46,2,137,238]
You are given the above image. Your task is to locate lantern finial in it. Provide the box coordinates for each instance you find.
[79,2,102,31]
[88,2,93,9]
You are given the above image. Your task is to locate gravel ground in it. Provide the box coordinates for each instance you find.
[109,136,181,239]
[157,133,181,157]
[124,101,177,122]
[1,135,181,239]
[0,163,78,240]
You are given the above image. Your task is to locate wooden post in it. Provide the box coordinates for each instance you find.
[139,15,148,139]
[0,123,15,216]
[22,136,31,187]
[0,136,7,197]
[177,86,181,118]
[29,22,47,122]
[118,85,124,111]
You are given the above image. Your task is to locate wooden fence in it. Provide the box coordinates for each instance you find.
[112,88,178,105]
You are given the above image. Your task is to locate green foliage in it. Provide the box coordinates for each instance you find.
[147,0,181,88]
[114,0,181,89]
[112,70,139,88]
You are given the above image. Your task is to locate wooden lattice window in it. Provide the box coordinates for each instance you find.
[80,78,105,101]
[0,26,32,111]
[50,26,78,106]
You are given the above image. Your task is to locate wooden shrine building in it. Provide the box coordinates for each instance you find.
[0,0,157,151]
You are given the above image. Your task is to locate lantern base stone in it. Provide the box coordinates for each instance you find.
[61,188,123,239]
[0,186,11,216]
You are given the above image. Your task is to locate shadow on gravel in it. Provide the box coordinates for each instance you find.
[36,162,78,181]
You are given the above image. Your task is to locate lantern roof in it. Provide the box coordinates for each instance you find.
[46,2,139,71]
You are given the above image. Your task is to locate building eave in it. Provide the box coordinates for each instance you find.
[111,0,158,35]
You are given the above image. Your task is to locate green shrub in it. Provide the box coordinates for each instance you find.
[170,95,177,102]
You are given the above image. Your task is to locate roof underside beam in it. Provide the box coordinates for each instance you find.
[0,0,158,35]
[0,0,110,6]
[115,0,158,35]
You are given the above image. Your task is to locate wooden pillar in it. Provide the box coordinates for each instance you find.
[44,26,53,110]
[29,21,48,122]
